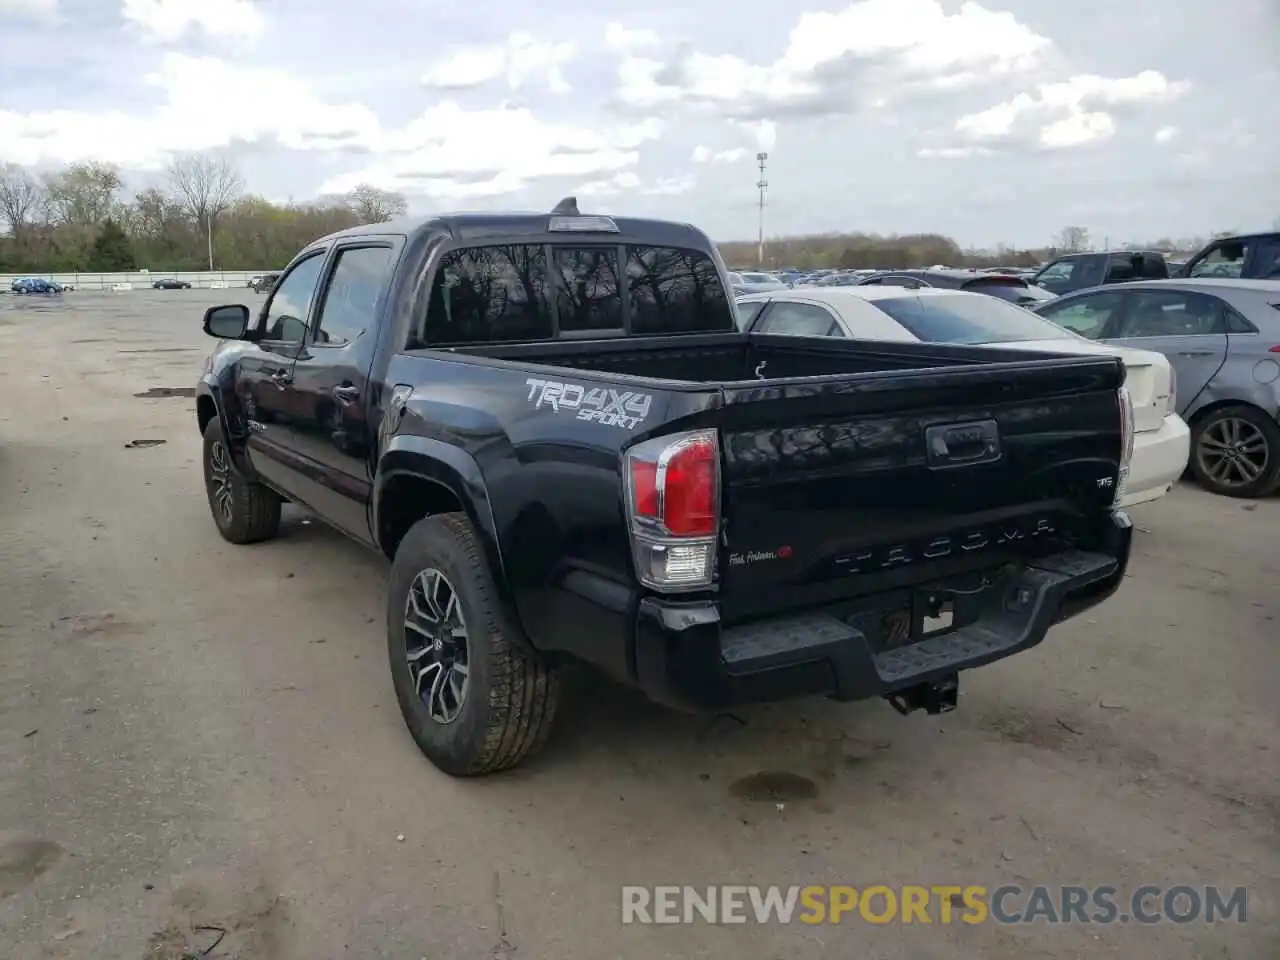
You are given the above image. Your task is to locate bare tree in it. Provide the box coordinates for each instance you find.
[346,183,408,223]
[166,153,244,267]
[1053,225,1090,254]
[43,161,122,226]
[0,163,44,242]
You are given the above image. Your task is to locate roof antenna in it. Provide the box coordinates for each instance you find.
[550,196,579,216]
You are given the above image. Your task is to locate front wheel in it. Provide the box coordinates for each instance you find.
[201,419,282,543]
[387,513,559,776]
[1189,405,1280,498]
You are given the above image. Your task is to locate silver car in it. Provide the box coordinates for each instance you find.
[1034,278,1280,498]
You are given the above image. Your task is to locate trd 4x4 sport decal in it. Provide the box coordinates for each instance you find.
[525,378,653,429]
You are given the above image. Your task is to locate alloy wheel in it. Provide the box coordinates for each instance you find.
[403,568,470,724]
[208,440,234,522]
[1196,416,1270,490]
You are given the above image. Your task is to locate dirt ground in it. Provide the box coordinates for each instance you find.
[1,290,1276,960]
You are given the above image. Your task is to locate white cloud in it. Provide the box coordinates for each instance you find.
[1155,125,1178,144]
[951,70,1190,151]
[642,175,695,196]
[121,0,265,42]
[320,106,664,199]
[0,53,662,199]
[420,32,576,94]
[603,23,659,52]
[614,0,1051,118]
[1,0,57,19]
[692,146,748,164]
[578,171,642,197]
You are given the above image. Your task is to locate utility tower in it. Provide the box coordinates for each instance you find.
[756,152,768,267]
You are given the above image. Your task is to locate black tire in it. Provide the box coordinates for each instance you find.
[1189,404,1280,498]
[201,419,282,543]
[387,513,559,776]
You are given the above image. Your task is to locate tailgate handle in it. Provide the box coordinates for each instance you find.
[925,419,1001,469]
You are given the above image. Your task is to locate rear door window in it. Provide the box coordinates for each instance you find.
[421,244,553,344]
[1112,290,1226,338]
[626,246,730,334]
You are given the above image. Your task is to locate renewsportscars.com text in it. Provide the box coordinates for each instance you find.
[621,885,1248,925]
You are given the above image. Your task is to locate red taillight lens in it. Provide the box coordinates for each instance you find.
[1268,344,1280,353]
[662,437,717,536]
[624,429,721,591]
[630,459,658,518]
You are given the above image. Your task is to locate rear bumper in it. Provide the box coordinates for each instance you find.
[1118,414,1190,509]
[632,512,1133,712]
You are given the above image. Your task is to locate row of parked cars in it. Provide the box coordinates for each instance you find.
[732,237,1280,500]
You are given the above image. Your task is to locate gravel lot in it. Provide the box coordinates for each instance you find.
[1,290,1277,960]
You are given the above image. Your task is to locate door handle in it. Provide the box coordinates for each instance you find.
[270,369,293,386]
[332,384,360,403]
[1175,351,1212,358]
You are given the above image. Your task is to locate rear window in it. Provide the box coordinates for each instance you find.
[870,294,1066,345]
[419,242,730,345]
[962,277,1053,305]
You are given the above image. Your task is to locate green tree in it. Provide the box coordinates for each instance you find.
[88,217,136,271]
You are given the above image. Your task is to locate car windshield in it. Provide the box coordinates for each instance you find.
[870,293,1067,344]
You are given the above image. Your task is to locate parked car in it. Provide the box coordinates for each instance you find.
[1032,251,1169,296]
[9,277,64,294]
[152,278,192,290]
[194,200,1134,777]
[856,268,1057,307]
[247,273,279,293]
[1034,278,1280,498]
[735,286,1186,509]
[1178,232,1280,281]
[728,270,789,296]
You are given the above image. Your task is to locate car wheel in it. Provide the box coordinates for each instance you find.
[387,513,559,777]
[201,419,282,542]
[1189,405,1280,498]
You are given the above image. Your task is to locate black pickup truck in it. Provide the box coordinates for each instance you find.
[1032,250,1169,296]
[195,200,1136,777]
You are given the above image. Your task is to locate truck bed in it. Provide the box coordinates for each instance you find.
[450,330,1079,385]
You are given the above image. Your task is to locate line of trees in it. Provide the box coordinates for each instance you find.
[0,154,407,273]
[720,224,1222,272]
[0,154,1236,275]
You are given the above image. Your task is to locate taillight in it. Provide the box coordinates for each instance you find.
[1115,386,1135,507]
[624,429,720,591]
[1162,362,1177,417]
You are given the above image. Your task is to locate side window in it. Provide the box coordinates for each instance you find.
[626,246,730,334]
[757,302,840,337]
[263,254,326,342]
[875,276,924,289]
[1113,290,1226,338]
[554,247,622,333]
[1188,241,1251,278]
[1037,292,1124,340]
[1105,255,1136,282]
[1252,239,1280,278]
[313,246,393,347]
[420,245,552,345]
[735,300,767,330]
[1034,260,1080,294]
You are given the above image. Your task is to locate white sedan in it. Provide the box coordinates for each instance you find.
[734,285,1190,509]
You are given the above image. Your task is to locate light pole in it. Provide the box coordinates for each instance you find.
[756,152,769,268]
[206,209,214,271]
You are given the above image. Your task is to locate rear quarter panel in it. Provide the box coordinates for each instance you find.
[380,352,715,677]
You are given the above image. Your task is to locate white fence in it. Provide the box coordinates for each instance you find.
[1,270,271,291]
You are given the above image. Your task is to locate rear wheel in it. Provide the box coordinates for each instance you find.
[201,419,282,543]
[387,513,559,776]
[1189,405,1280,498]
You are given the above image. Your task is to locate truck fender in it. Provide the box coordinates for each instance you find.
[195,378,254,476]
[373,437,522,636]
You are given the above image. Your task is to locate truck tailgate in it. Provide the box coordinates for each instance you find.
[714,355,1126,621]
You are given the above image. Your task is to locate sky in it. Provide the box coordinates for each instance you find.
[1,0,1277,248]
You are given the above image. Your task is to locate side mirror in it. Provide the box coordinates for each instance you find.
[204,304,250,339]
